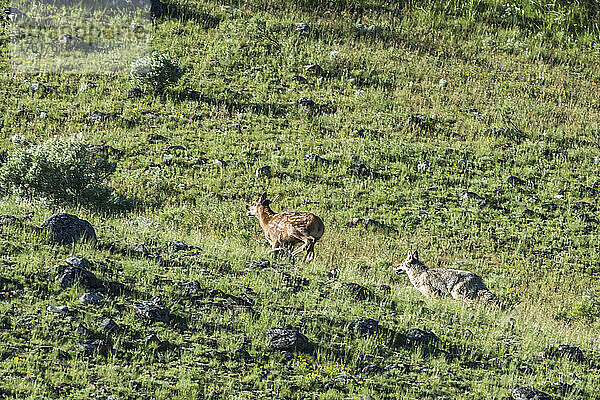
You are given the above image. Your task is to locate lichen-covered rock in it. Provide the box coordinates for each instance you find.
[40,213,96,245]
[404,328,439,345]
[266,327,310,352]
[56,257,102,289]
[134,296,170,323]
[511,387,551,400]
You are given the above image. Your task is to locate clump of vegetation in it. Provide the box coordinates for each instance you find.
[0,136,120,207]
[129,52,183,93]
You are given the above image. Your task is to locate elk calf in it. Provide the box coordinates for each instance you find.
[246,192,324,262]
[393,249,503,308]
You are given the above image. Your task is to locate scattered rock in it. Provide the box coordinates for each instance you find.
[505,175,526,186]
[375,284,391,293]
[99,318,120,335]
[294,22,310,34]
[294,75,308,84]
[172,240,190,252]
[343,282,373,301]
[79,339,108,356]
[547,382,574,396]
[460,191,483,201]
[130,242,150,256]
[265,327,310,352]
[166,145,186,152]
[3,7,28,23]
[134,296,170,323]
[144,333,169,350]
[457,329,473,337]
[346,217,384,229]
[404,328,439,345]
[303,64,322,74]
[57,34,90,51]
[573,201,596,211]
[361,364,382,374]
[348,163,373,177]
[405,114,436,132]
[79,292,102,305]
[511,387,551,400]
[212,159,227,168]
[127,88,144,98]
[248,260,270,269]
[56,257,103,290]
[40,213,96,245]
[90,110,117,122]
[305,153,328,163]
[233,348,254,362]
[576,213,597,224]
[541,202,558,212]
[349,318,379,337]
[438,78,448,88]
[76,323,92,338]
[0,215,21,227]
[255,165,272,178]
[150,0,168,19]
[79,81,96,92]
[179,280,203,294]
[553,344,584,362]
[296,98,315,108]
[47,305,69,314]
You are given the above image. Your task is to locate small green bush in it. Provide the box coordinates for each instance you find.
[130,52,183,93]
[0,136,121,207]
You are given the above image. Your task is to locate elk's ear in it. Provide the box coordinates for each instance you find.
[259,192,267,202]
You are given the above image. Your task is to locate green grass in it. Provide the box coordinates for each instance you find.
[1,0,600,398]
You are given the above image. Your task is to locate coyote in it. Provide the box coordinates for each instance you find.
[393,250,503,308]
[246,192,324,262]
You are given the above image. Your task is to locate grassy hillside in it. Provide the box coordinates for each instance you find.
[1,0,600,398]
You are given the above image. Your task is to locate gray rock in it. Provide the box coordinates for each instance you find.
[166,145,186,152]
[554,344,585,362]
[99,318,120,334]
[76,323,92,338]
[57,34,90,51]
[404,328,439,345]
[40,213,96,245]
[295,22,310,34]
[134,296,170,323]
[0,215,21,227]
[56,258,103,290]
[349,318,379,337]
[47,305,69,313]
[233,348,253,362]
[3,7,28,23]
[144,333,168,350]
[79,81,96,92]
[79,292,102,305]
[212,159,227,168]
[511,387,551,400]
[172,241,190,252]
[296,98,315,108]
[505,175,526,186]
[303,64,322,74]
[79,339,108,356]
[346,217,384,229]
[439,78,448,88]
[255,165,272,178]
[305,153,327,163]
[265,327,310,352]
[342,282,372,301]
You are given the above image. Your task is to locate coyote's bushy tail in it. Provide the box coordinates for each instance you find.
[477,289,504,309]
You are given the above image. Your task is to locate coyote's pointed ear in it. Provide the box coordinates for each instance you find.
[412,250,419,260]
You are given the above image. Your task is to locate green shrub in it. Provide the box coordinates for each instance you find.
[130,52,183,93]
[0,136,120,207]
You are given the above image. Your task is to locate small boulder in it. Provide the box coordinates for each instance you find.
[79,292,102,305]
[79,339,108,356]
[404,328,439,345]
[265,327,310,352]
[349,318,379,337]
[511,387,551,400]
[233,348,254,362]
[342,282,372,301]
[144,333,169,350]
[0,215,21,227]
[40,213,96,245]
[303,64,322,74]
[56,257,103,290]
[294,22,310,34]
[99,318,120,335]
[133,296,170,323]
[255,165,272,178]
[553,344,584,362]
[47,305,69,314]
